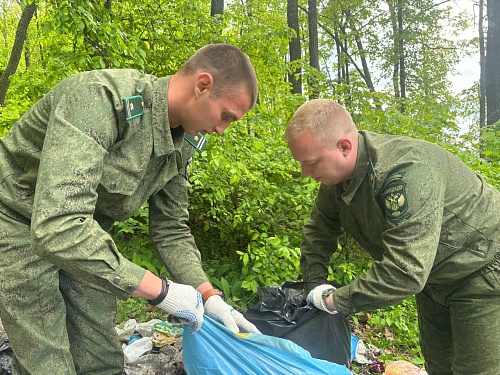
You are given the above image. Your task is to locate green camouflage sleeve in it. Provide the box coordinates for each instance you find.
[148,172,209,288]
[334,161,444,315]
[31,81,146,299]
[301,185,344,295]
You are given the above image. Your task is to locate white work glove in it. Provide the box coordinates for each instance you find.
[204,295,261,334]
[156,281,204,333]
[306,284,337,314]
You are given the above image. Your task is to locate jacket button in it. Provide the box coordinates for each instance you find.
[113,276,121,284]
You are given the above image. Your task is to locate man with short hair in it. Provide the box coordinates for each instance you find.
[0,43,259,375]
[285,99,500,375]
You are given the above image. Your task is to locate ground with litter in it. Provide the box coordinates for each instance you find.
[0,318,426,375]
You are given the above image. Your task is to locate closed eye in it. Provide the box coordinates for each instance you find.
[222,112,237,122]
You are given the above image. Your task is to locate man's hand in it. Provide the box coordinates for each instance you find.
[204,295,261,334]
[156,281,204,333]
[306,284,337,314]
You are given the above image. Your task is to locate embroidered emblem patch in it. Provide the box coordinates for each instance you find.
[382,178,410,223]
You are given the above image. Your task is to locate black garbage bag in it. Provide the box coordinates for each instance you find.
[0,333,13,375]
[244,281,351,367]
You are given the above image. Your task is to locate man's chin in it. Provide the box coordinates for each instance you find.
[316,178,335,186]
[180,125,198,135]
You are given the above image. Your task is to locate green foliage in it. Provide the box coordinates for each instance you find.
[202,258,257,311]
[117,297,166,324]
[117,297,148,324]
[365,297,424,364]
[327,238,373,286]
[188,94,317,295]
[238,235,301,294]
[40,1,149,72]
[113,204,167,277]
[478,121,500,165]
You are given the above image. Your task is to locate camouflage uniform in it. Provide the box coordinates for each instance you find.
[0,69,209,374]
[301,131,500,375]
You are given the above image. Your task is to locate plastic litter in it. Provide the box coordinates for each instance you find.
[0,333,12,375]
[153,321,183,337]
[116,319,138,342]
[151,321,184,347]
[127,334,141,345]
[368,361,385,373]
[244,281,352,366]
[124,350,185,375]
[123,337,153,364]
[353,338,383,365]
[136,319,163,338]
[122,319,186,375]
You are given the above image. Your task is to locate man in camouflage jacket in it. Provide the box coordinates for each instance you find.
[0,44,259,375]
[285,99,499,375]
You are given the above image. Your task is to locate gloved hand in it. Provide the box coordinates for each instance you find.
[306,284,337,314]
[156,281,204,333]
[204,295,261,334]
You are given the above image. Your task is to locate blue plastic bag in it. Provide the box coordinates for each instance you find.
[350,334,359,362]
[182,317,351,375]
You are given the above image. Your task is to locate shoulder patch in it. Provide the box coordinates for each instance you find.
[184,132,207,152]
[382,174,411,224]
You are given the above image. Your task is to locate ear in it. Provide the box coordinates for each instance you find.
[195,72,213,97]
[337,138,353,156]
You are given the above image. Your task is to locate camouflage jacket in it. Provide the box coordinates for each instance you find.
[301,131,500,315]
[0,69,208,299]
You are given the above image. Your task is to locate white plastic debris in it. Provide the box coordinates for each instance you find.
[115,319,138,342]
[123,337,153,364]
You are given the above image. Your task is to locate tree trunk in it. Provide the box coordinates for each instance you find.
[24,41,31,68]
[485,0,500,126]
[317,19,368,88]
[344,36,351,104]
[211,0,224,16]
[287,0,302,94]
[0,2,36,105]
[397,0,406,112]
[307,0,320,99]
[479,0,486,131]
[349,18,375,92]
[387,0,400,98]
[335,31,342,87]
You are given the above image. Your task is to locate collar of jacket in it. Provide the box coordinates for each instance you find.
[340,132,372,205]
[151,76,184,157]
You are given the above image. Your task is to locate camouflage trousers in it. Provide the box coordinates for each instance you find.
[0,208,124,375]
[416,251,500,375]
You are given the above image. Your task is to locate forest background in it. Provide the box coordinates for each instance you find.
[1,0,499,367]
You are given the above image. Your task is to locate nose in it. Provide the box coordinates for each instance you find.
[214,122,230,135]
[301,164,312,177]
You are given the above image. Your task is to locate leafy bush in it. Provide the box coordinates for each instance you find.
[113,204,167,277]
[187,96,318,299]
[365,298,423,364]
